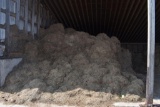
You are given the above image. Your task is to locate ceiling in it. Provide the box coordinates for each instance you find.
[43,0,160,43]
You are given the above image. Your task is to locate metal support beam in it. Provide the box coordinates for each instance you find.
[46,10,49,28]
[41,7,46,28]
[31,0,35,38]
[43,8,47,28]
[146,0,155,106]
[16,0,20,28]
[0,1,1,15]
[37,0,41,37]
[24,0,28,32]
[5,0,11,56]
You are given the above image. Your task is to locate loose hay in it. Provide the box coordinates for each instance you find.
[0,23,145,106]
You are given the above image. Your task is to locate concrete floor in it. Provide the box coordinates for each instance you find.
[114,74,160,107]
[154,74,160,99]
[113,99,160,107]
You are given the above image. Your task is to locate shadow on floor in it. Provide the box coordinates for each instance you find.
[154,74,160,99]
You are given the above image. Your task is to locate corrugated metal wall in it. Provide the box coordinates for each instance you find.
[0,0,54,57]
[0,0,159,57]
[43,0,160,43]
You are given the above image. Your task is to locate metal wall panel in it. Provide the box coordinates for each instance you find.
[34,25,37,34]
[0,0,6,9]
[43,0,160,43]
[10,0,16,13]
[19,20,24,30]
[0,28,5,42]
[28,10,31,20]
[20,6,24,17]
[10,16,15,25]
[28,23,31,32]
[0,45,5,56]
[0,12,6,24]
[0,0,54,57]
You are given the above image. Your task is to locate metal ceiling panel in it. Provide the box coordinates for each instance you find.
[43,0,160,43]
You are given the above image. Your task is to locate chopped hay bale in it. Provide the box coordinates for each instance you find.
[0,23,145,106]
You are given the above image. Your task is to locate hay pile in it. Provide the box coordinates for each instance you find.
[9,25,31,53]
[0,23,145,106]
[131,45,160,74]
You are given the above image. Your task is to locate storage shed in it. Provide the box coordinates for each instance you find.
[0,0,159,106]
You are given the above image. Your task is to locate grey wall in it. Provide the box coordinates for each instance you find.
[122,43,160,75]
[0,0,54,57]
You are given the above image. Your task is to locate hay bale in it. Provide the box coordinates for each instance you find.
[122,79,144,95]
[25,42,39,61]
[88,40,115,64]
[96,33,110,41]
[47,23,65,33]
[23,79,47,91]
[39,28,46,38]
[65,28,76,34]
[1,23,145,106]
[118,48,135,74]
[110,36,121,54]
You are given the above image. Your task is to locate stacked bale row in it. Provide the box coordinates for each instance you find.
[0,23,145,106]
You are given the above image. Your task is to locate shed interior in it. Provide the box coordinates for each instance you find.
[0,0,160,106]
[42,0,160,43]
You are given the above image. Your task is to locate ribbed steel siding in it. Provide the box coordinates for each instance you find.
[44,0,160,43]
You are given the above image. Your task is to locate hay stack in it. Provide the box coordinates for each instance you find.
[0,23,145,106]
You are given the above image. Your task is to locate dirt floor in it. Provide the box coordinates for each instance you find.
[0,23,146,107]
